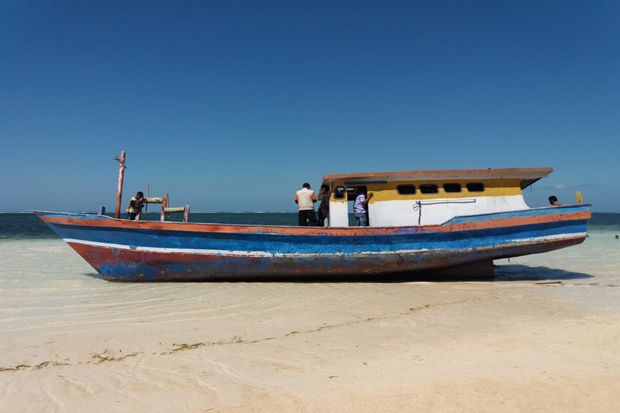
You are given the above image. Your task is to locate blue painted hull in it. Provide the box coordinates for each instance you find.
[34,205,591,281]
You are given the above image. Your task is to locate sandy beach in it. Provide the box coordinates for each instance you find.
[1,230,619,412]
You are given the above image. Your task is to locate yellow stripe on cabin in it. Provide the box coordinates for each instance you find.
[330,179,523,202]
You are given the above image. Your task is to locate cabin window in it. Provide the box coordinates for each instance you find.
[397,184,416,195]
[443,183,462,193]
[334,186,346,199]
[419,184,439,194]
[466,182,485,192]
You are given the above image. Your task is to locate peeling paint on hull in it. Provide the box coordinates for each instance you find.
[33,205,591,281]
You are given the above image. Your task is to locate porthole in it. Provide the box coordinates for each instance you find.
[419,184,438,194]
[443,183,462,193]
[466,182,485,192]
[397,185,416,195]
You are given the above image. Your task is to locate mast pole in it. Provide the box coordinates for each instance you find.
[114,151,126,219]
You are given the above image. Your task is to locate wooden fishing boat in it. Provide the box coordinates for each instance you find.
[34,167,591,281]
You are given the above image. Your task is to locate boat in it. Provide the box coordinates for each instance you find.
[34,167,591,281]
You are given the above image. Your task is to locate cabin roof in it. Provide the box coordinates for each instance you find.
[322,167,553,190]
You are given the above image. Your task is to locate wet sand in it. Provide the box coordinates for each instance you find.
[1,233,619,412]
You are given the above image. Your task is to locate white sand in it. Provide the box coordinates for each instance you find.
[1,232,619,412]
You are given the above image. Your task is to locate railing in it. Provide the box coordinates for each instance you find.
[145,195,190,223]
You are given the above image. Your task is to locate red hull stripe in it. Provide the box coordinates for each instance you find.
[67,235,586,280]
[41,210,590,236]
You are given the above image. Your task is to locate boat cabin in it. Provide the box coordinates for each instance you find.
[321,167,552,227]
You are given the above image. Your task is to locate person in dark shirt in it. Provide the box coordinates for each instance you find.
[548,195,561,206]
[317,184,330,227]
[126,191,145,220]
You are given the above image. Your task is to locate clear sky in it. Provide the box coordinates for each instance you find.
[1,0,618,212]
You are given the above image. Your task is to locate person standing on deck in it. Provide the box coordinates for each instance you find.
[353,188,373,226]
[295,183,318,226]
[317,184,330,227]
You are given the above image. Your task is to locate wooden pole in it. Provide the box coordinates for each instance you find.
[145,183,150,213]
[183,205,190,223]
[114,151,126,219]
[160,194,169,222]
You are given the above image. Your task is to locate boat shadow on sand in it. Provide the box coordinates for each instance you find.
[82,264,593,283]
[492,264,593,282]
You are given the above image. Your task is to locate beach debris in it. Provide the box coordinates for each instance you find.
[409,304,431,312]
[166,336,247,354]
[0,364,30,372]
[91,349,139,363]
[170,342,205,352]
[34,361,50,370]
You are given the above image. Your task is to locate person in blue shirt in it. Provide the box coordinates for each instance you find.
[353,188,373,226]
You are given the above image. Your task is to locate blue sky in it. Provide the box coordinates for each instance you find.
[1,0,618,212]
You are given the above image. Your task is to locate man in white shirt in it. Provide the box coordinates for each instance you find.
[294,183,318,226]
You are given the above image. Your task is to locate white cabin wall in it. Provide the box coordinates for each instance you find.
[329,201,349,227]
[369,195,529,226]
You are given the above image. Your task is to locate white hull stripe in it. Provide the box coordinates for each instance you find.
[63,233,587,258]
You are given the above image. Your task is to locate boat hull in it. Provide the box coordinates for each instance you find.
[34,206,591,281]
